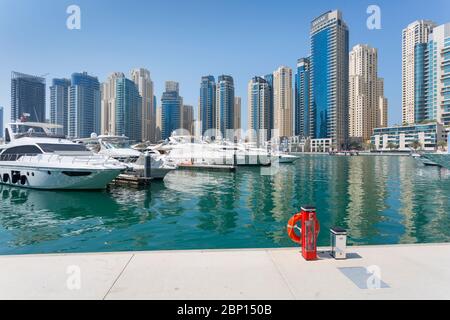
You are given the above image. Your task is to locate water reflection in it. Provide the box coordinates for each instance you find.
[0,156,449,254]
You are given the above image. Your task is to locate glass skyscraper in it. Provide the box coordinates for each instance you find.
[68,72,101,138]
[0,106,3,138]
[11,72,46,123]
[264,74,274,139]
[248,76,271,145]
[115,77,142,142]
[216,75,235,139]
[161,81,183,140]
[199,75,216,136]
[310,10,349,150]
[295,58,310,138]
[50,78,71,136]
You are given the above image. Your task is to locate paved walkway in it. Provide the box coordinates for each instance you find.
[1,243,449,300]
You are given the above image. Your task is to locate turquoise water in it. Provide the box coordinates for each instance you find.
[0,155,449,255]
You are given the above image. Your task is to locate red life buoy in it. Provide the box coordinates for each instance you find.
[287,213,303,244]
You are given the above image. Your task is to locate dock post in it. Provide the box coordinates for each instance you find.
[144,151,152,179]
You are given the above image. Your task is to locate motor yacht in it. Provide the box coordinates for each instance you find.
[421,136,450,169]
[0,122,126,190]
[75,135,176,179]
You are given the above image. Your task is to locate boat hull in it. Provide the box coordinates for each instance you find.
[0,165,122,190]
[422,154,450,169]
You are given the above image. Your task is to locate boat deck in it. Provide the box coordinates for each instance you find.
[0,243,449,299]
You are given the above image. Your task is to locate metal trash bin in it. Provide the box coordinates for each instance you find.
[330,227,347,260]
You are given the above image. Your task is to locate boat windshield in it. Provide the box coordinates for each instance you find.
[103,141,130,149]
[37,143,89,153]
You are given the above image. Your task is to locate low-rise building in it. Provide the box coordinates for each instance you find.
[371,123,447,151]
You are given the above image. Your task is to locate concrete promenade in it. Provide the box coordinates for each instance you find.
[0,243,449,300]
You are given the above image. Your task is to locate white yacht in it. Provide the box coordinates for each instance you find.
[75,135,176,179]
[0,122,127,190]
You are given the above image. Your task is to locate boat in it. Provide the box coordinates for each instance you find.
[74,135,176,179]
[0,122,127,190]
[421,136,450,169]
[270,151,300,164]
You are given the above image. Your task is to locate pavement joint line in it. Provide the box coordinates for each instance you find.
[102,253,135,300]
[266,249,297,300]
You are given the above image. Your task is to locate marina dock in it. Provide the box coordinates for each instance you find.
[178,163,237,172]
[1,243,449,300]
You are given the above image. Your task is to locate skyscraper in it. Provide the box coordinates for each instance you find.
[101,72,123,135]
[377,78,388,128]
[295,58,310,138]
[182,105,194,135]
[310,10,349,149]
[11,72,46,123]
[199,75,216,136]
[131,68,154,142]
[349,44,387,141]
[264,74,274,138]
[0,106,3,138]
[50,78,71,136]
[68,72,101,138]
[402,20,436,124]
[423,23,450,126]
[155,102,162,142]
[248,76,271,144]
[216,75,235,138]
[273,66,293,138]
[161,81,183,140]
[115,76,142,141]
[234,96,241,134]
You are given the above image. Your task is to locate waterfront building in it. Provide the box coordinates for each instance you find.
[50,78,71,136]
[101,72,124,135]
[234,96,241,139]
[349,44,388,141]
[264,74,274,138]
[155,104,162,142]
[248,76,272,144]
[295,58,310,138]
[68,72,101,139]
[11,72,46,123]
[131,68,155,142]
[423,23,450,126]
[215,75,235,139]
[199,75,216,136]
[402,20,436,124]
[161,81,183,140]
[310,10,349,150]
[273,66,293,139]
[115,76,142,141]
[0,106,3,138]
[182,105,194,135]
[371,123,447,151]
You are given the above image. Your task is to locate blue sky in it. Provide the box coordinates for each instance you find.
[1,0,449,129]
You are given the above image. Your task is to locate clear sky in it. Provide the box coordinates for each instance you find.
[1,0,449,130]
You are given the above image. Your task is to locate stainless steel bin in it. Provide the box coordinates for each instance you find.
[330,227,347,260]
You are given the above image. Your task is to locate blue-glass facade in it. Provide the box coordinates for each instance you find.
[295,58,310,137]
[0,106,3,138]
[161,86,182,140]
[10,72,46,123]
[115,77,142,142]
[264,74,274,138]
[249,77,270,144]
[216,75,235,137]
[68,72,101,138]
[50,78,71,136]
[310,11,349,150]
[199,76,216,135]
[414,43,427,123]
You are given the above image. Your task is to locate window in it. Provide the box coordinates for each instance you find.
[37,144,89,153]
[0,145,42,161]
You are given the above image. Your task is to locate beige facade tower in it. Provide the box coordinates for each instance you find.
[101,72,124,135]
[402,20,436,125]
[349,45,388,141]
[131,68,154,142]
[273,66,293,138]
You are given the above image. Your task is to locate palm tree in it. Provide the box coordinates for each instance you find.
[437,140,447,152]
[410,140,422,151]
[387,142,396,151]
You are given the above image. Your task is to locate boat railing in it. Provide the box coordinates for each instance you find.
[0,153,119,166]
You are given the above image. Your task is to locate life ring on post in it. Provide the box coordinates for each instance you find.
[287,213,303,244]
